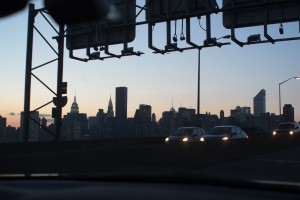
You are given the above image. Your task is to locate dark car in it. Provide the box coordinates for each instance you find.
[165,127,205,143]
[200,125,248,142]
[273,122,300,136]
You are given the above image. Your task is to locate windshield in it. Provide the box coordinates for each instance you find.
[171,128,194,136]
[1,0,300,190]
[277,123,295,129]
[206,127,232,135]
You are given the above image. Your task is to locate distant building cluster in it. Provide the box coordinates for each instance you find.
[0,88,297,143]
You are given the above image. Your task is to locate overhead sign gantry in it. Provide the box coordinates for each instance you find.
[22,0,300,141]
[222,0,300,46]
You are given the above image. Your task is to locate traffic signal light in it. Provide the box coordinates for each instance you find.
[52,107,57,118]
[62,82,67,95]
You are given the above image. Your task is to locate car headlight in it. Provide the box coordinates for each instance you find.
[182,137,188,142]
[272,131,276,136]
[200,137,204,142]
[165,137,169,142]
[222,137,229,141]
[289,131,294,135]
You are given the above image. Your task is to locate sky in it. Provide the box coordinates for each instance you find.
[0,0,300,128]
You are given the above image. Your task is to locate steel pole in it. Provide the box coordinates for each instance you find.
[278,77,299,122]
[55,24,65,141]
[23,3,35,142]
[279,83,281,121]
[206,14,211,39]
[197,49,200,126]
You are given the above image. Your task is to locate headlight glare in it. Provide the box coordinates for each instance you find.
[222,137,229,141]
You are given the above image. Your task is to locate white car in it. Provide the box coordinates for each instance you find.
[200,125,248,142]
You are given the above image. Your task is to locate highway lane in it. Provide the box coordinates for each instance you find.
[200,146,300,183]
[0,136,300,176]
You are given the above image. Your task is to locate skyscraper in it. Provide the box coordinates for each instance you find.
[0,115,7,141]
[151,113,157,123]
[106,95,114,118]
[115,87,128,134]
[220,110,224,120]
[62,96,88,140]
[71,96,79,114]
[253,89,266,117]
[137,104,152,123]
[116,87,127,122]
[283,104,294,122]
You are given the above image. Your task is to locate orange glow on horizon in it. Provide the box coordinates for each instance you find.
[5,115,20,128]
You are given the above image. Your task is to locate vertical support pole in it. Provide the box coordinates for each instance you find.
[206,14,211,40]
[148,23,164,54]
[197,49,200,126]
[279,83,281,122]
[186,17,201,49]
[124,0,129,45]
[55,24,65,141]
[148,23,154,48]
[166,0,172,49]
[264,7,274,43]
[166,20,171,47]
[23,3,35,142]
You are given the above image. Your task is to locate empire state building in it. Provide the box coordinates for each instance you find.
[62,96,88,140]
[71,96,79,114]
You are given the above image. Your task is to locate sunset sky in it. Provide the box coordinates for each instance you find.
[0,0,300,127]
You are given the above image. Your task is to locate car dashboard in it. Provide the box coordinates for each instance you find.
[0,177,299,200]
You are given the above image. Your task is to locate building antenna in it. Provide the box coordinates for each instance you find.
[172,98,174,108]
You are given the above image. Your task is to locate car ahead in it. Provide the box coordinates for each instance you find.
[272,122,300,136]
[200,125,248,142]
[165,127,205,143]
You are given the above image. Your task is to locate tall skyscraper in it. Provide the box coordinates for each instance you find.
[151,113,157,123]
[106,95,114,118]
[62,96,88,140]
[253,89,266,117]
[89,109,106,139]
[220,110,224,120]
[137,104,152,123]
[71,96,79,114]
[115,87,128,134]
[283,104,294,122]
[0,115,7,141]
[116,87,127,122]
